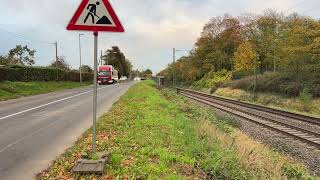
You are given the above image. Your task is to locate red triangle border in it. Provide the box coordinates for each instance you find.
[67,0,124,32]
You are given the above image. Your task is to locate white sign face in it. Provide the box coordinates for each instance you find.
[75,0,115,27]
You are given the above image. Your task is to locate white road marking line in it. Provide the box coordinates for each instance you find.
[0,86,111,121]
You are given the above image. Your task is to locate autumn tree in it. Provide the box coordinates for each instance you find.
[234,41,259,99]
[252,10,284,72]
[80,65,93,73]
[141,69,153,79]
[195,14,243,75]
[279,15,320,89]
[103,46,132,77]
[0,56,9,66]
[49,56,70,70]
[0,45,36,66]
[234,41,258,71]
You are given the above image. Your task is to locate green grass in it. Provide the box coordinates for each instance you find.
[0,81,91,101]
[37,81,315,179]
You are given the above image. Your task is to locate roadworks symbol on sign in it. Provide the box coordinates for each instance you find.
[67,0,124,32]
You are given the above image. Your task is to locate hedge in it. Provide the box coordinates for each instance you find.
[225,72,320,97]
[0,66,93,82]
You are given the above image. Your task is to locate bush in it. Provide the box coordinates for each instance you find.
[0,66,92,82]
[224,72,320,97]
[299,88,313,112]
[1,67,17,81]
[192,70,232,92]
[232,70,254,80]
[225,72,280,91]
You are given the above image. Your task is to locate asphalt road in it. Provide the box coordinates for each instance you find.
[0,82,134,180]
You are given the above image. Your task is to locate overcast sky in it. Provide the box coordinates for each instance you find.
[0,0,318,73]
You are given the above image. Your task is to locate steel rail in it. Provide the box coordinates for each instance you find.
[181,91,320,138]
[177,88,320,126]
[177,88,320,149]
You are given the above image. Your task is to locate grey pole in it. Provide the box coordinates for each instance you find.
[55,42,58,62]
[173,48,176,87]
[254,58,258,101]
[54,42,58,81]
[92,32,98,153]
[100,50,103,66]
[79,34,83,84]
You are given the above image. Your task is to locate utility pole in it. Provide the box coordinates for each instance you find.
[172,48,187,87]
[54,42,58,62]
[79,34,84,84]
[273,38,278,73]
[173,48,176,87]
[53,42,59,81]
[100,50,103,66]
[254,58,258,101]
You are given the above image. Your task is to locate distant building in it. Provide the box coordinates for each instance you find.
[152,76,165,86]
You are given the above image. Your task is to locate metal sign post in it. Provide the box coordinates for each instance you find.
[67,0,124,154]
[68,0,125,174]
[79,39,82,84]
[92,31,98,152]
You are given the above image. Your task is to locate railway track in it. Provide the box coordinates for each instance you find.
[177,88,320,149]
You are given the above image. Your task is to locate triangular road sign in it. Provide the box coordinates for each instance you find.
[67,0,124,32]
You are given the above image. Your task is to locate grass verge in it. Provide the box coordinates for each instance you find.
[0,81,91,101]
[37,81,316,179]
[215,87,320,118]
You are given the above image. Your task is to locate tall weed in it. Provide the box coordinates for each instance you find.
[299,88,313,112]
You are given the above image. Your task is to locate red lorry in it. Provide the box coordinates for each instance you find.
[97,65,119,85]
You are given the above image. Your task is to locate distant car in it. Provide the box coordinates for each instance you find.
[119,76,128,81]
[134,77,141,81]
